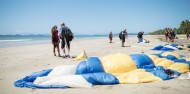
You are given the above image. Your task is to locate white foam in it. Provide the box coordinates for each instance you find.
[0,39,32,42]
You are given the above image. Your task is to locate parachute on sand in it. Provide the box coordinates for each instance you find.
[74,51,88,61]
[14,51,190,89]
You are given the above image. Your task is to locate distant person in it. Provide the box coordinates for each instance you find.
[168,29,172,43]
[120,29,127,47]
[109,31,113,43]
[126,30,128,39]
[59,22,74,58]
[119,32,122,41]
[186,32,189,40]
[170,29,175,43]
[165,28,169,42]
[137,31,144,42]
[51,25,61,57]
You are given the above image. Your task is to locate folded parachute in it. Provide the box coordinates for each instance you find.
[152,44,190,51]
[14,52,190,89]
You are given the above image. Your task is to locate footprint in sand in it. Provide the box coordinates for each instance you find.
[106,86,113,89]
[161,86,170,90]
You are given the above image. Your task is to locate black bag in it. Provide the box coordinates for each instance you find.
[119,32,122,39]
[64,27,74,41]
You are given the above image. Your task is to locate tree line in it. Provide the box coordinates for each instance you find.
[149,20,190,35]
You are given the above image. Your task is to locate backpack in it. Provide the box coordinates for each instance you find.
[62,27,74,41]
[119,32,122,39]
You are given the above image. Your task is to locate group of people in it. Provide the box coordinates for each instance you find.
[51,22,74,58]
[109,29,148,47]
[109,29,128,47]
[165,28,176,43]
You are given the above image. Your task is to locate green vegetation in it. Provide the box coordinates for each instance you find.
[149,20,190,35]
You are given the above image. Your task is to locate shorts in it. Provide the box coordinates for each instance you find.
[109,37,112,40]
[122,36,125,43]
[61,39,70,49]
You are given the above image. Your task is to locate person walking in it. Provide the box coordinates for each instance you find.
[120,29,127,47]
[59,22,74,58]
[165,28,169,42]
[186,32,189,40]
[51,25,61,57]
[109,31,113,43]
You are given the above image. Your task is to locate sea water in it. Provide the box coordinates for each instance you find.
[0,35,135,48]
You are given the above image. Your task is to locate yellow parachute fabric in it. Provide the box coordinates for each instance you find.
[168,63,189,73]
[148,55,159,61]
[156,59,174,68]
[112,69,162,84]
[161,52,180,59]
[184,58,190,61]
[74,51,88,61]
[177,46,189,50]
[153,58,166,65]
[100,53,137,73]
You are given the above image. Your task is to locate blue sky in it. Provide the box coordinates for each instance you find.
[0,0,190,35]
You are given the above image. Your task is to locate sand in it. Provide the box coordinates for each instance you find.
[0,35,190,94]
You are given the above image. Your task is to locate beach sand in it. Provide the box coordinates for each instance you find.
[0,35,190,94]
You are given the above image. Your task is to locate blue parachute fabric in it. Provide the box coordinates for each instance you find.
[170,44,178,47]
[151,51,165,58]
[155,66,165,71]
[148,70,174,80]
[180,55,185,58]
[25,69,52,82]
[178,48,183,50]
[174,59,186,63]
[161,47,175,51]
[75,61,88,74]
[142,64,156,69]
[76,57,105,74]
[167,69,181,76]
[151,45,163,50]
[145,66,178,80]
[165,55,178,60]
[151,54,162,57]
[184,61,190,67]
[145,66,164,72]
[15,79,69,89]
[14,69,69,89]
[82,72,119,85]
[130,54,155,68]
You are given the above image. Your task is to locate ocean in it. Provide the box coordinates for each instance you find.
[0,35,135,48]
[0,35,106,48]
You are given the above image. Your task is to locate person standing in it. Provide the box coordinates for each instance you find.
[171,29,175,43]
[165,28,169,42]
[120,29,127,47]
[51,26,61,57]
[137,31,144,42]
[168,29,172,43]
[59,22,74,58]
[109,31,113,43]
[186,32,189,40]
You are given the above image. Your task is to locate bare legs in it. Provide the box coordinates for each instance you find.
[57,45,61,56]
[53,44,61,57]
[53,45,56,56]
[165,36,168,42]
